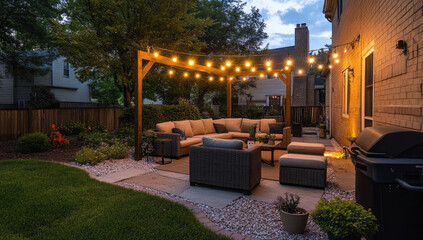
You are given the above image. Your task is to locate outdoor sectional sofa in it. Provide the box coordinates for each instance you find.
[152,118,291,159]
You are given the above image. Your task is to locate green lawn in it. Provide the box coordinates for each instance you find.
[0,159,228,240]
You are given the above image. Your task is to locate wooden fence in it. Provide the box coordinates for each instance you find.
[291,106,323,125]
[0,108,122,140]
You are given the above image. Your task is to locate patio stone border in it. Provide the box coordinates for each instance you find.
[67,163,255,240]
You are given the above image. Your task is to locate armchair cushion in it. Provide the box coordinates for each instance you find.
[202,137,243,150]
[174,120,194,137]
[156,121,175,133]
[190,120,205,135]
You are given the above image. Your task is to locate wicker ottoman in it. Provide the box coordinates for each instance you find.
[287,142,325,156]
[279,154,327,189]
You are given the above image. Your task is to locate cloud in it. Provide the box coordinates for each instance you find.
[311,31,332,38]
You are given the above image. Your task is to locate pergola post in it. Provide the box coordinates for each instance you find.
[134,51,143,160]
[226,78,231,118]
[278,71,291,126]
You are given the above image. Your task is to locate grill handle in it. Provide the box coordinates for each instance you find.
[395,178,423,192]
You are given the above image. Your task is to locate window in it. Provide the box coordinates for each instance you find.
[364,52,374,127]
[342,68,350,117]
[337,0,343,21]
[269,96,281,106]
[64,62,70,77]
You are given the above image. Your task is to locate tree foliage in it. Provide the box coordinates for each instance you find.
[52,0,213,107]
[89,72,122,106]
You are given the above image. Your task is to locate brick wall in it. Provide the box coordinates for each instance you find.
[329,0,423,146]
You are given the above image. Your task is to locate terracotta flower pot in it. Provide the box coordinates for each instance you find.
[279,208,309,234]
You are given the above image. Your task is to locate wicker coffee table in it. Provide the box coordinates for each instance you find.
[250,141,281,166]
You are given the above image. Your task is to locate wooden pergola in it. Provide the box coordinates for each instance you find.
[134,50,292,160]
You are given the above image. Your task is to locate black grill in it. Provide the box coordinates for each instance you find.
[348,126,423,240]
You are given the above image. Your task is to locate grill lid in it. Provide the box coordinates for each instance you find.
[353,126,423,158]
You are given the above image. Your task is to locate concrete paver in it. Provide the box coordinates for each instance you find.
[96,168,150,183]
[179,186,243,209]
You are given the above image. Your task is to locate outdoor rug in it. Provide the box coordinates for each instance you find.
[155,150,288,181]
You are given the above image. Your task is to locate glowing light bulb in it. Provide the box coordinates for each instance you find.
[298,69,303,74]
[236,67,240,72]
[318,64,323,69]
[344,49,347,53]
[153,52,159,57]
[309,57,315,63]
[209,77,213,81]
[284,66,289,70]
[195,73,200,78]
[226,61,231,67]
[229,77,233,80]
[220,77,224,81]
[172,57,177,62]
[260,74,264,78]
[184,72,188,77]
[189,60,195,65]
[243,77,247,81]
[267,67,272,71]
[329,65,333,69]
[335,59,340,63]
[245,62,251,67]
[169,70,174,75]
[274,73,278,77]
[221,66,225,71]
[206,62,212,67]
[333,53,338,58]
[266,61,271,66]
[286,60,292,66]
[251,67,256,72]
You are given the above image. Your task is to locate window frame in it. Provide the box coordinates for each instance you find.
[342,68,350,118]
[362,45,375,129]
[63,62,70,77]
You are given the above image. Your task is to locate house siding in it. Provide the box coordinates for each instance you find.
[0,64,14,105]
[329,0,423,146]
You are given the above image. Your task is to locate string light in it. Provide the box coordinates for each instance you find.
[266,61,271,66]
[308,57,315,63]
[286,59,292,66]
[274,73,278,77]
[335,59,340,63]
[260,74,264,78]
[251,67,256,72]
[267,67,272,71]
[206,62,212,67]
[184,72,189,77]
[242,77,247,81]
[229,77,233,80]
[195,73,200,78]
[154,52,159,57]
[284,66,289,70]
[245,62,251,67]
[225,61,232,67]
[333,52,338,58]
[221,66,225,71]
[220,77,224,81]
[172,57,177,62]
[329,65,333,69]
[189,60,195,65]
[236,67,240,72]
[169,70,174,75]
[318,64,323,69]
[344,49,347,53]
[298,69,303,74]
[209,76,213,81]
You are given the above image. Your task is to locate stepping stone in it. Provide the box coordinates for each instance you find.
[123,172,190,195]
[179,186,242,209]
[96,168,150,183]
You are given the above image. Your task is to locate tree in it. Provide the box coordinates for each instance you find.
[0,0,61,80]
[52,0,213,107]
[89,72,122,106]
[28,86,58,109]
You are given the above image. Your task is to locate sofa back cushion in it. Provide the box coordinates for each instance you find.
[174,120,194,137]
[201,118,216,134]
[242,119,261,132]
[260,119,277,133]
[190,120,205,135]
[225,118,242,132]
[156,121,175,133]
[213,123,228,133]
[213,118,226,125]
[202,137,243,150]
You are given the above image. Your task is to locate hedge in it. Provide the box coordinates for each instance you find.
[119,104,201,129]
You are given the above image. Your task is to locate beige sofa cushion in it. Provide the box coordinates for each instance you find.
[174,120,194,137]
[287,142,325,155]
[242,119,261,132]
[156,121,175,133]
[229,132,266,138]
[190,120,205,135]
[213,119,226,125]
[279,154,327,170]
[201,118,216,134]
[225,118,242,132]
[260,119,277,134]
[180,137,202,148]
[192,133,233,139]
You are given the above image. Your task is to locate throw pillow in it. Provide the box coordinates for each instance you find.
[269,123,285,134]
[172,128,186,140]
[202,137,243,150]
[241,122,257,133]
[213,123,228,133]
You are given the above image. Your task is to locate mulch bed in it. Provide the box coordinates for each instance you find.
[0,140,81,162]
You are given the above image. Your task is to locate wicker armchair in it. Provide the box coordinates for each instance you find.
[189,145,262,195]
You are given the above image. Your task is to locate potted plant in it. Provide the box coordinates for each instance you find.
[319,124,326,138]
[311,198,378,240]
[247,126,256,148]
[265,133,276,145]
[256,136,263,143]
[274,193,309,234]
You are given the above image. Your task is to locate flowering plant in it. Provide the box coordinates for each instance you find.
[50,124,70,148]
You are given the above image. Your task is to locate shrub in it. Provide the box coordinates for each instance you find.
[98,144,129,159]
[311,198,378,238]
[79,131,111,148]
[112,127,134,147]
[119,104,201,129]
[265,109,280,116]
[17,132,51,154]
[57,121,86,136]
[274,193,300,214]
[50,124,70,148]
[75,147,107,165]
